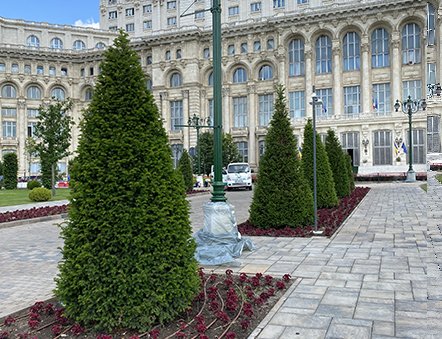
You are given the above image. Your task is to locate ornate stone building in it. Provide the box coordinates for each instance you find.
[0,0,441,177]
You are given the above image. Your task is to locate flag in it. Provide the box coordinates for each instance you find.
[401,142,407,154]
[372,98,378,110]
[394,141,399,156]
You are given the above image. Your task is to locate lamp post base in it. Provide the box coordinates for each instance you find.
[312,230,323,236]
[405,170,416,182]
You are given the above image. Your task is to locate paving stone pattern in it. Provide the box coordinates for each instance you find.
[1,176,441,338]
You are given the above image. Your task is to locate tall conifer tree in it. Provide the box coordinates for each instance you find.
[55,31,199,331]
[325,129,351,198]
[301,120,338,208]
[249,85,314,228]
[178,149,194,192]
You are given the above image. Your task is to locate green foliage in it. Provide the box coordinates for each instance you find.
[250,85,314,229]
[194,132,241,175]
[55,31,199,331]
[0,160,3,188]
[34,99,74,192]
[325,129,351,198]
[29,187,51,201]
[27,180,42,190]
[178,149,194,192]
[301,120,338,208]
[3,153,18,190]
[345,154,355,191]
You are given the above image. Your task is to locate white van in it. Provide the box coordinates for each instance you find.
[225,162,252,190]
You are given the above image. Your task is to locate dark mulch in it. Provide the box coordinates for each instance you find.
[0,269,293,339]
[238,187,370,238]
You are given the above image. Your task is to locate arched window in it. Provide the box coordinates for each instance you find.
[315,35,332,74]
[258,65,273,80]
[170,72,182,87]
[232,67,247,83]
[84,88,93,101]
[95,42,106,49]
[73,40,86,50]
[1,84,17,98]
[208,72,213,86]
[288,38,305,76]
[51,87,65,100]
[402,23,421,64]
[27,86,41,99]
[26,35,40,48]
[50,37,64,49]
[371,28,390,68]
[343,32,360,71]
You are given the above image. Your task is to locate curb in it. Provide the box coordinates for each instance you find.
[0,214,67,230]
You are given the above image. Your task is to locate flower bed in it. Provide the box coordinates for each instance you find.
[0,269,292,339]
[0,205,68,224]
[238,186,370,238]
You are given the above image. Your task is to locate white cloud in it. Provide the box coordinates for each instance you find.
[74,18,100,29]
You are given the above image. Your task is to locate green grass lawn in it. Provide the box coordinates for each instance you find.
[436,174,442,184]
[420,183,427,192]
[0,189,71,207]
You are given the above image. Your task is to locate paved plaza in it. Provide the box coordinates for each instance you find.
[0,176,441,338]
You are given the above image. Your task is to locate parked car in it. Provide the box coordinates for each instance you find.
[225,162,252,190]
[210,165,228,185]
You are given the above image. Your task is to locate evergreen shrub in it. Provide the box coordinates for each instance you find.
[249,85,314,229]
[55,31,199,331]
[346,154,355,191]
[178,149,194,192]
[301,120,338,208]
[3,153,18,190]
[325,129,351,198]
[29,187,51,202]
[27,180,42,190]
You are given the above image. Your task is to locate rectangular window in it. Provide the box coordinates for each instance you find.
[203,48,210,59]
[126,8,135,16]
[24,65,31,74]
[126,23,135,32]
[341,132,360,166]
[258,94,273,127]
[49,66,56,76]
[253,41,261,52]
[227,44,235,55]
[0,63,5,72]
[2,121,16,138]
[273,0,285,8]
[143,20,152,29]
[427,63,437,94]
[373,130,392,165]
[208,99,214,125]
[195,10,205,19]
[428,115,441,153]
[405,128,425,164]
[61,67,68,76]
[267,39,274,50]
[1,108,17,117]
[344,85,361,117]
[240,42,248,54]
[427,3,436,46]
[372,83,391,115]
[250,2,261,12]
[167,17,177,26]
[228,6,239,16]
[167,1,177,9]
[143,4,152,13]
[402,80,422,101]
[233,96,248,128]
[36,65,44,75]
[316,88,333,119]
[170,100,183,131]
[11,64,19,73]
[171,144,183,169]
[236,141,249,162]
[109,11,117,19]
[109,26,118,31]
[297,0,308,3]
[288,91,305,119]
[27,108,39,118]
[27,122,38,138]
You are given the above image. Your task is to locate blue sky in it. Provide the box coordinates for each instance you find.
[0,0,100,28]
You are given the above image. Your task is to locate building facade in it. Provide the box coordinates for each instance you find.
[0,0,441,178]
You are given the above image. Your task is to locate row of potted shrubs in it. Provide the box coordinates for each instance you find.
[27,180,52,202]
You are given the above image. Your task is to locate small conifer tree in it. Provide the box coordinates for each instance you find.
[178,149,194,192]
[301,120,338,208]
[249,85,314,228]
[55,31,199,331]
[345,153,356,191]
[325,129,351,198]
[3,153,18,190]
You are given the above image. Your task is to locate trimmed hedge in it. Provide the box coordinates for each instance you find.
[29,187,52,202]
[3,153,18,190]
[27,180,42,190]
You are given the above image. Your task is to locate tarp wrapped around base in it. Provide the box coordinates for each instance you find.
[194,201,255,265]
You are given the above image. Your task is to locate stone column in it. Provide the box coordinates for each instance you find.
[361,39,371,114]
[247,84,257,168]
[391,34,401,106]
[305,47,313,118]
[182,89,190,149]
[332,41,343,118]
[17,99,27,178]
[222,87,230,133]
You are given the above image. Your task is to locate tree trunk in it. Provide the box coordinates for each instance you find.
[51,162,56,197]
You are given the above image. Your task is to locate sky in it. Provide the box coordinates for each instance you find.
[0,0,100,28]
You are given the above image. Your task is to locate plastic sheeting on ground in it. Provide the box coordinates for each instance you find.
[194,201,255,265]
